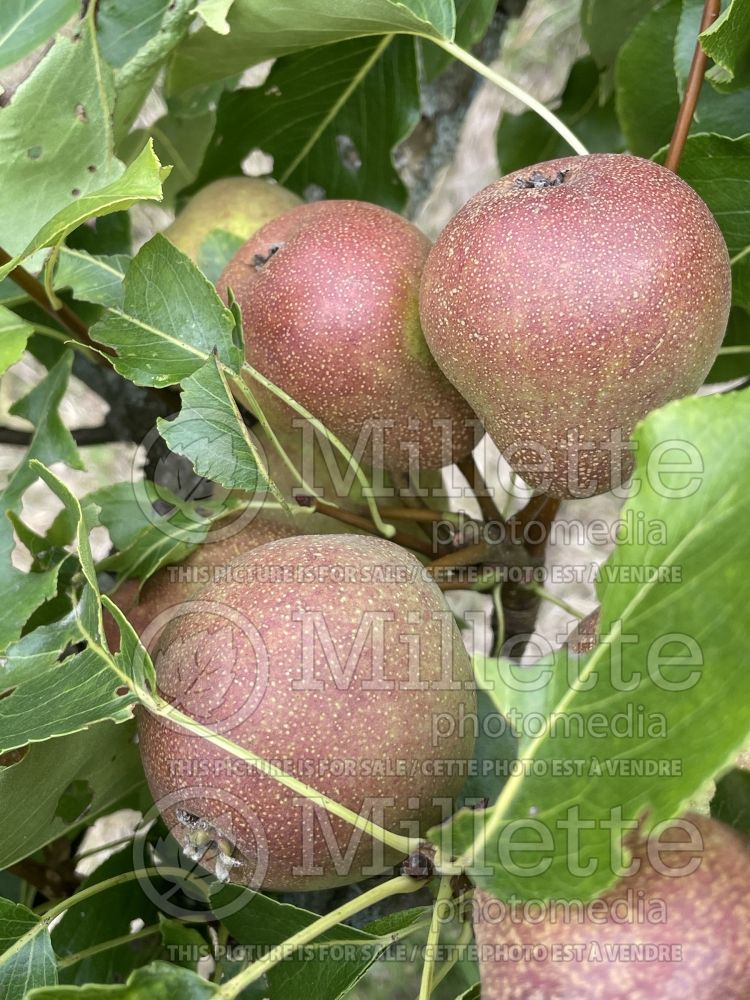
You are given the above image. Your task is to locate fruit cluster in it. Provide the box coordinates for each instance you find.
[118,156,740,998]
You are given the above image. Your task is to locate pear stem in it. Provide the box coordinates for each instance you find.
[241,361,397,539]
[1,867,207,974]
[214,875,427,998]
[417,875,453,1000]
[663,0,721,173]
[0,246,95,349]
[523,581,586,620]
[509,493,561,558]
[434,40,589,157]
[457,454,505,524]
[427,911,475,994]
[308,497,436,557]
[145,697,421,858]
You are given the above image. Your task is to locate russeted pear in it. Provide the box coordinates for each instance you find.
[137,534,476,890]
[104,512,298,652]
[164,176,301,263]
[218,200,477,476]
[472,813,750,999]
[420,154,731,498]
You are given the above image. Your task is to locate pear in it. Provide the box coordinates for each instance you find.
[137,533,476,890]
[420,154,730,497]
[473,813,750,999]
[164,176,301,263]
[219,199,478,476]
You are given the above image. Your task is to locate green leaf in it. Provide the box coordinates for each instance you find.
[0,0,78,72]
[0,7,120,258]
[89,234,239,388]
[0,141,169,281]
[156,917,206,971]
[0,354,79,650]
[581,0,662,79]
[707,307,750,382]
[197,230,245,285]
[4,614,78,680]
[169,0,454,91]
[54,248,128,308]
[213,885,429,1000]
[0,520,60,654]
[195,35,419,211]
[0,722,144,870]
[653,132,750,314]
[3,352,83,510]
[129,103,217,209]
[0,900,56,1000]
[0,464,138,753]
[110,0,195,142]
[433,389,750,902]
[498,57,624,176]
[83,480,183,551]
[98,517,207,585]
[455,986,480,1000]
[675,0,750,139]
[0,306,32,373]
[27,962,217,998]
[615,0,681,157]
[87,479,219,584]
[701,0,750,91]
[66,211,132,258]
[0,640,136,754]
[52,849,164,985]
[422,0,495,80]
[157,356,267,495]
[194,0,236,34]
[97,0,173,69]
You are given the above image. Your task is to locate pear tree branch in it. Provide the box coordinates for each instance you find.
[664,0,722,173]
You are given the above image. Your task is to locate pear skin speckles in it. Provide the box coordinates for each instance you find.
[219,200,477,474]
[137,533,477,891]
[420,154,731,498]
[473,814,750,999]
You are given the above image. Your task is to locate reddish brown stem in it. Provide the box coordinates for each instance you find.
[509,493,561,558]
[0,246,181,409]
[310,499,436,558]
[428,539,494,571]
[457,454,505,524]
[0,246,105,355]
[664,0,721,173]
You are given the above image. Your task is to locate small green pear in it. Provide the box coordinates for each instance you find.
[164,177,302,263]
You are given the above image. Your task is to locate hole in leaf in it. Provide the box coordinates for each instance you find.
[335,134,362,173]
[56,779,93,823]
[304,183,326,202]
[71,188,81,197]
[87,164,97,173]
[27,145,42,160]
[75,103,87,122]
[242,148,273,176]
